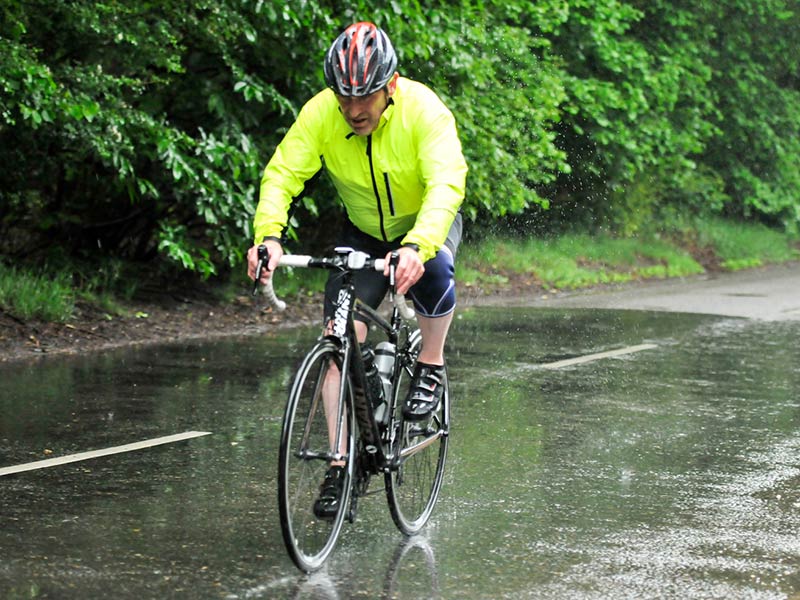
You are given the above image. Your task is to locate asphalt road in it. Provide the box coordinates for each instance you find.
[522,261,800,321]
[2,261,799,599]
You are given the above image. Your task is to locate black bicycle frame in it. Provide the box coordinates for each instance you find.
[325,271,384,462]
[325,270,409,473]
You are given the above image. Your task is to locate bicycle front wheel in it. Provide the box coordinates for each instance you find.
[385,330,450,534]
[278,340,355,572]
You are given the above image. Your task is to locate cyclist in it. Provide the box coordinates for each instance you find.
[247,21,467,517]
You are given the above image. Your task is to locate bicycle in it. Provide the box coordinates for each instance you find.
[254,245,450,573]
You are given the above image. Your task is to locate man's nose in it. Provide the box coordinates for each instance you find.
[343,98,366,115]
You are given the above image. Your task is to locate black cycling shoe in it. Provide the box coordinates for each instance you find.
[313,465,346,520]
[402,362,446,422]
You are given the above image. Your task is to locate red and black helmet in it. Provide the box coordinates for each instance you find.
[323,22,398,97]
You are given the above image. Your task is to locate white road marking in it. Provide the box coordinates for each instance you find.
[0,431,212,477]
[540,344,658,370]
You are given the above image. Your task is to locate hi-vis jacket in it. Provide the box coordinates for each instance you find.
[253,77,468,263]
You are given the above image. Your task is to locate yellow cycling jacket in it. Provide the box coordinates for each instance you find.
[253,77,468,263]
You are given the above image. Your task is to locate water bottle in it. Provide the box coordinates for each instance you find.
[361,344,384,410]
[373,341,396,423]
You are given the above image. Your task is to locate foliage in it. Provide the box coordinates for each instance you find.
[536,1,720,231]
[0,263,75,321]
[1,0,798,280]
[696,1,800,233]
[0,0,325,277]
[510,0,800,236]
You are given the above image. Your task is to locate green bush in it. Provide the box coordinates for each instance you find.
[1,0,798,280]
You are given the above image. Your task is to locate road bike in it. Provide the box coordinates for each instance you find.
[254,246,450,573]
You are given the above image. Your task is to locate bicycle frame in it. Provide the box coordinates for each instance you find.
[327,263,415,473]
[260,246,430,471]
[336,284,448,475]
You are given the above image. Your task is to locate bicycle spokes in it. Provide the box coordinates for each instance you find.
[278,341,355,572]
[384,334,449,535]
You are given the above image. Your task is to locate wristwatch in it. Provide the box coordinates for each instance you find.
[401,243,420,252]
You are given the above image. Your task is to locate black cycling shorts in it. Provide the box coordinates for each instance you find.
[323,213,462,323]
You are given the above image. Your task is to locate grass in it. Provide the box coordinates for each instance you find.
[458,218,798,291]
[1,218,797,322]
[0,257,139,323]
[457,233,706,290]
[694,218,799,270]
[0,264,75,322]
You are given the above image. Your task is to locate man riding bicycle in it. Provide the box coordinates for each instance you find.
[247,21,467,517]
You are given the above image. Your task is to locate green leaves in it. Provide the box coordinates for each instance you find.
[157,223,217,279]
[533,0,800,235]
[66,100,101,122]
[1,0,798,280]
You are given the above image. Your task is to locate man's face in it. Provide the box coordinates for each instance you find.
[335,73,398,136]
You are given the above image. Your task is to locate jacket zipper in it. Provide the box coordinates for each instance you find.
[383,172,396,216]
[366,134,389,241]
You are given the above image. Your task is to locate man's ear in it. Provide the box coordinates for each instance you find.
[387,72,400,96]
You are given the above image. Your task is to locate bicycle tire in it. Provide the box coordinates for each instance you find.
[385,329,450,534]
[278,340,355,572]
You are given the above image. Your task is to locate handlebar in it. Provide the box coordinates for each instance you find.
[252,246,416,320]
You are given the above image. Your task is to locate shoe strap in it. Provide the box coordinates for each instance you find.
[411,364,445,397]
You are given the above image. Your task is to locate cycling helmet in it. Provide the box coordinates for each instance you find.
[323,22,398,97]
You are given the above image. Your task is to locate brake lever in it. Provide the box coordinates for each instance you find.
[388,251,415,321]
[389,250,400,288]
[252,244,269,296]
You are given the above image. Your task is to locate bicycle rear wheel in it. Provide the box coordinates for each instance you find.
[385,330,450,534]
[278,340,355,572]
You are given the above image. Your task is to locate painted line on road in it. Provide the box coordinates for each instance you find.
[0,431,212,477]
[540,344,658,370]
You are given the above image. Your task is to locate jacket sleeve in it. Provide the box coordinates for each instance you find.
[252,97,325,244]
[400,100,468,262]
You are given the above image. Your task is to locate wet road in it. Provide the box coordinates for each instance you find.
[509,261,800,321]
[1,265,799,599]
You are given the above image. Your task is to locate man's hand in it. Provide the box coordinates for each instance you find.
[247,240,283,284]
[385,246,424,295]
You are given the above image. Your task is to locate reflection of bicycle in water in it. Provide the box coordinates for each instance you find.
[285,535,440,600]
[382,535,440,599]
[256,246,450,573]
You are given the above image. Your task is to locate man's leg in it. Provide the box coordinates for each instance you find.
[402,315,451,421]
[320,319,368,465]
[402,249,456,421]
[416,312,454,366]
[315,274,381,518]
